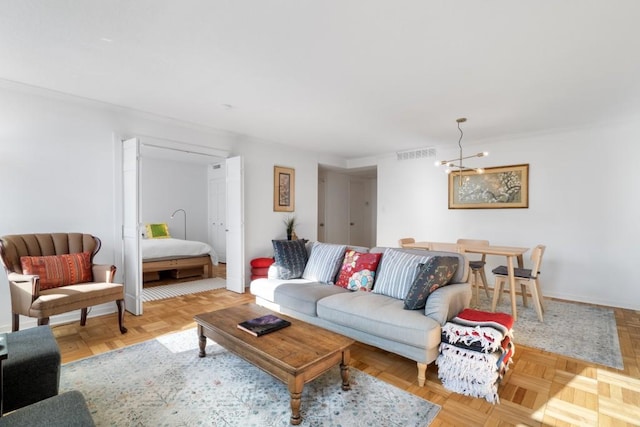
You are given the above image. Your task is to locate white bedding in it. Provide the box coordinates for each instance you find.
[141,238,218,265]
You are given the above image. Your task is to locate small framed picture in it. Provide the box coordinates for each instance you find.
[274,166,295,212]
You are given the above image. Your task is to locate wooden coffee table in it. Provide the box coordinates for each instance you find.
[194,303,354,425]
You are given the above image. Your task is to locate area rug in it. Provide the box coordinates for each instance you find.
[142,278,226,302]
[474,292,623,370]
[61,329,440,426]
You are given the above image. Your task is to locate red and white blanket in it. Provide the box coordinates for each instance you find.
[437,309,515,403]
[441,308,514,353]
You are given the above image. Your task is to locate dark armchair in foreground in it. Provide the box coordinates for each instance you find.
[0,233,126,334]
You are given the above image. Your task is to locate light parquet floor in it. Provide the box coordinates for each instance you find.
[53,285,640,427]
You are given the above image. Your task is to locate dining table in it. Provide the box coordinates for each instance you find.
[402,241,529,320]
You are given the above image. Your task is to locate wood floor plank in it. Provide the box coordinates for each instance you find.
[52,279,640,426]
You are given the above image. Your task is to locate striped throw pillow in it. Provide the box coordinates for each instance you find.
[20,252,94,290]
[302,242,347,284]
[373,248,431,299]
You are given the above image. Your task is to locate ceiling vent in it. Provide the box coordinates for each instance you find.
[396,148,436,161]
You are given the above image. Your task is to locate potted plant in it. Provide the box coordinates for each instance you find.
[283,215,297,240]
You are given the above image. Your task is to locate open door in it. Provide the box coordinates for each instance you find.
[225,156,245,293]
[122,138,143,314]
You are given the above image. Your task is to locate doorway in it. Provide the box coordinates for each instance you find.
[116,137,244,315]
[318,165,377,247]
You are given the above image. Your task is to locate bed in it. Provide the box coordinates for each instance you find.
[141,238,219,282]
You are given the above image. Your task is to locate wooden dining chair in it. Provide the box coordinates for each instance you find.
[398,237,415,248]
[491,244,546,322]
[456,238,490,307]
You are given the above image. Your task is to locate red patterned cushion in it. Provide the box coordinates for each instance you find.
[250,257,275,268]
[20,252,93,290]
[335,250,382,291]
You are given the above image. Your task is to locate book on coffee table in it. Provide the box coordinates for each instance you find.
[237,314,291,337]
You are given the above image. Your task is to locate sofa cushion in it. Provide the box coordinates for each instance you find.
[335,250,382,291]
[404,256,459,310]
[271,239,308,279]
[372,248,431,299]
[250,277,313,303]
[20,252,93,290]
[274,282,350,316]
[317,292,441,348]
[302,242,347,284]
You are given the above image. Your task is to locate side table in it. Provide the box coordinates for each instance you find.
[0,333,8,417]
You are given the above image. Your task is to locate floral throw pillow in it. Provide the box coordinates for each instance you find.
[335,250,382,291]
[403,256,459,310]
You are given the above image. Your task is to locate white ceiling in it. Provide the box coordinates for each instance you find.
[2,1,639,159]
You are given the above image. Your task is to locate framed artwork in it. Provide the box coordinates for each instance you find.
[448,164,529,209]
[274,166,295,212]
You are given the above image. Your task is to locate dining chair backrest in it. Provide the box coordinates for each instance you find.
[529,244,546,278]
[456,239,490,260]
[398,237,415,247]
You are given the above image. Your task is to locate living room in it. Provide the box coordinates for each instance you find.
[1,2,639,425]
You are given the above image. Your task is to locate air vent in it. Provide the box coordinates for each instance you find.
[212,164,222,169]
[396,148,436,161]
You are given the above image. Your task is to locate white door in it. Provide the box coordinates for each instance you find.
[225,156,245,293]
[208,177,226,262]
[349,179,366,247]
[317,177,326,242]
[122,138,142,315]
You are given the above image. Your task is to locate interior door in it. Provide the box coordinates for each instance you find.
[317,177,326,242]
[225,156,245,293]
[122,138,142,315]
[348,179,367,247]
[208,177,226,262]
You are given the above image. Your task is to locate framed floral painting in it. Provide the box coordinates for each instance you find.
[448,164,529,209]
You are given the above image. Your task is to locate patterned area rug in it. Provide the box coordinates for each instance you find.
[142,278,226,302]
[61,329,440,426]
[474,291,623,369]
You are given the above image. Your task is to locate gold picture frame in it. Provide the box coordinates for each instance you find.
[448,164,529,209]
[274,166,295,212]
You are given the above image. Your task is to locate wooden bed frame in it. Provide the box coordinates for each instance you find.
[142,255,214,282]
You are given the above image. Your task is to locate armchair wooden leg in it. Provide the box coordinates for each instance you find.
[37,317,50,326]
[116,299,127,334]
[12,313,19,331]
[80,308,88,326]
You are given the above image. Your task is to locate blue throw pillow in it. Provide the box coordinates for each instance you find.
[272,239,308,279]
[404,256,459,310]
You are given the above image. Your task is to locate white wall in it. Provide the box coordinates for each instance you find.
[0,83,235,331]
[377,119,640,310]
[141,157,209,242]
[232,137,343,281]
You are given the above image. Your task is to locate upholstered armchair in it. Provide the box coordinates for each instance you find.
[0,233,127,333]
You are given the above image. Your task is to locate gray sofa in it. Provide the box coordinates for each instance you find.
[250,245,472,386]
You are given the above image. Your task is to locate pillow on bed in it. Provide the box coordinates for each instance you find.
[145,223,171,239]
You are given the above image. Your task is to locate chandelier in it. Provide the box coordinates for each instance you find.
[435,118,488,180]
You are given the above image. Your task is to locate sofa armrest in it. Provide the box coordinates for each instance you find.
[92,264,116,283]
[424,282,472,325]
[7,272,40,297]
